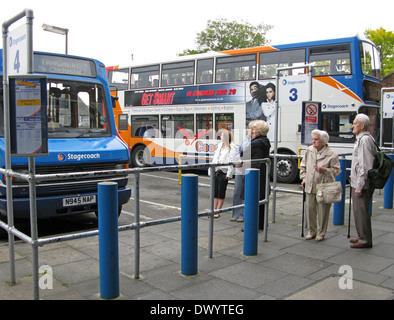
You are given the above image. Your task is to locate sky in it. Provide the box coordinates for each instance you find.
[1,0,393,68]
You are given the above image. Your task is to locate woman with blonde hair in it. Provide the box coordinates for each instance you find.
[209,129,237,218]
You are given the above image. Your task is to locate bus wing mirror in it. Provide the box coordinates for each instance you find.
[111,95,119,108]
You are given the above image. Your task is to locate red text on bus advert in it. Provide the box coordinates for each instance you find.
[141,92,175,106]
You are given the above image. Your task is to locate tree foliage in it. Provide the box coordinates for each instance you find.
[179,19,272,56]
[364,27,394,76]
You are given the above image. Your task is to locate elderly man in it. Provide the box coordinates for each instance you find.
[350,113,377,248]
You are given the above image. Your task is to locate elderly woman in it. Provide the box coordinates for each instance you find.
[242,120,271,230]
[300,130,341,241]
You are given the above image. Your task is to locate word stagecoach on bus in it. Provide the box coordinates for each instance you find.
[107,36,382,183]
[0,51,131,219]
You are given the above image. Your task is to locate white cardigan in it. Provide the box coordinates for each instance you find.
[209,142,237,179]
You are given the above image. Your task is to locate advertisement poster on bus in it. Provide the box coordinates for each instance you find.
[124,83,245,107]
[125,81,278,141]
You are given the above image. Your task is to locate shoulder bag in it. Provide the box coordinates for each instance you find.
[360,136,394,189]
[315,171,342,204]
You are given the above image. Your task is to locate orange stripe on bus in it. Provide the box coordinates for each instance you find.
[220,46,278,55]
[314,76,363,103]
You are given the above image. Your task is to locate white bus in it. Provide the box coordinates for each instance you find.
[107,36,382,183]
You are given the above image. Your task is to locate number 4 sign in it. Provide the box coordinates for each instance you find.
[7,23,28,76]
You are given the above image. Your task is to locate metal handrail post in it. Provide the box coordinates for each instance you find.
[273,64,313,223]
[208,168,215,258]
[272,72,279,223]
[28,157,39,300]
[133,172,140,279]
[263,161,271,242]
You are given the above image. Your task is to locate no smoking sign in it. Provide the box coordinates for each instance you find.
[304,102,319,123]
[306,103,318,116]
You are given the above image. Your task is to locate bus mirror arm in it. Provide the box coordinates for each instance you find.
[111,96,119,109]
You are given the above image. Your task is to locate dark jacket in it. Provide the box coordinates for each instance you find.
[242,134,271,230]
[242,134,271,194]
[248,135,271,170]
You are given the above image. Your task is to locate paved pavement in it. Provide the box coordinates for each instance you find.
[0,186,393,302]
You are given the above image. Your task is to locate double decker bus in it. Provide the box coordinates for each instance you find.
[107,36,382,183]
[0,51,131,218]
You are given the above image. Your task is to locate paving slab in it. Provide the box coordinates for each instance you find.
[0,180,393,301]
[286,275,393,300]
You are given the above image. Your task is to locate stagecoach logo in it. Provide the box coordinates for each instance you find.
[8,34,26,47]
[178,127,211,146]
[57,153,101,162]
[58,153,66,162]
[322,104,348,110]
[282,79,306,86]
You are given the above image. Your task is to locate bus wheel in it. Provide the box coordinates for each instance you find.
[276,157,299,183]
[131,145,150,167]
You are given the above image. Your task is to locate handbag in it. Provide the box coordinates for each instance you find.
[315,171,342,204]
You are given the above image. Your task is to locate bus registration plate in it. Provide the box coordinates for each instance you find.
[63,195,96,207]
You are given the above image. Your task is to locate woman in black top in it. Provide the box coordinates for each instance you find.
[242,120,271,230]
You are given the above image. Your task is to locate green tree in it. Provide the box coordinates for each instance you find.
[179,19,272,56]
[364,27,394,77]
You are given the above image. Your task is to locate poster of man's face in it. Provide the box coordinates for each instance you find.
[246,81,278,141]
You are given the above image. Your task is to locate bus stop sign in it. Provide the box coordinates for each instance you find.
[7,23,28,75]
[301,101,322,145]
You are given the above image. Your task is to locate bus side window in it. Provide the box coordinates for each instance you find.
[309,44,351,76]
[197,58,214,84]
[259,49,306,79]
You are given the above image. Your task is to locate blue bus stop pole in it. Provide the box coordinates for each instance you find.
[243,169,260,256]
[98,182,119,299]
[333,158,347,225]
[383,154,394,209]
[181,174,198,276]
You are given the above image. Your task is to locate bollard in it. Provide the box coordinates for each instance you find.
[383,154,394,209]
[243,169,260,256]
[333,158,347,225]
[98,182,119,299]
[181,174,198,276]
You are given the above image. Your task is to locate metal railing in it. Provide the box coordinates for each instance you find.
[0,158,271,300]
[2,147,393,300]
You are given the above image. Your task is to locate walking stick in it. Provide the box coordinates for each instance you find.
[301,189,306,237]
[347,187,352,238]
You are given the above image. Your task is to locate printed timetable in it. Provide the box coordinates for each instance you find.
[9,76,48,156]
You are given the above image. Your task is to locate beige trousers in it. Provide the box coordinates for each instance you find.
[306,193,331,238]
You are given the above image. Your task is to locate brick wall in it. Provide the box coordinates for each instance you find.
[382,72,394,88]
